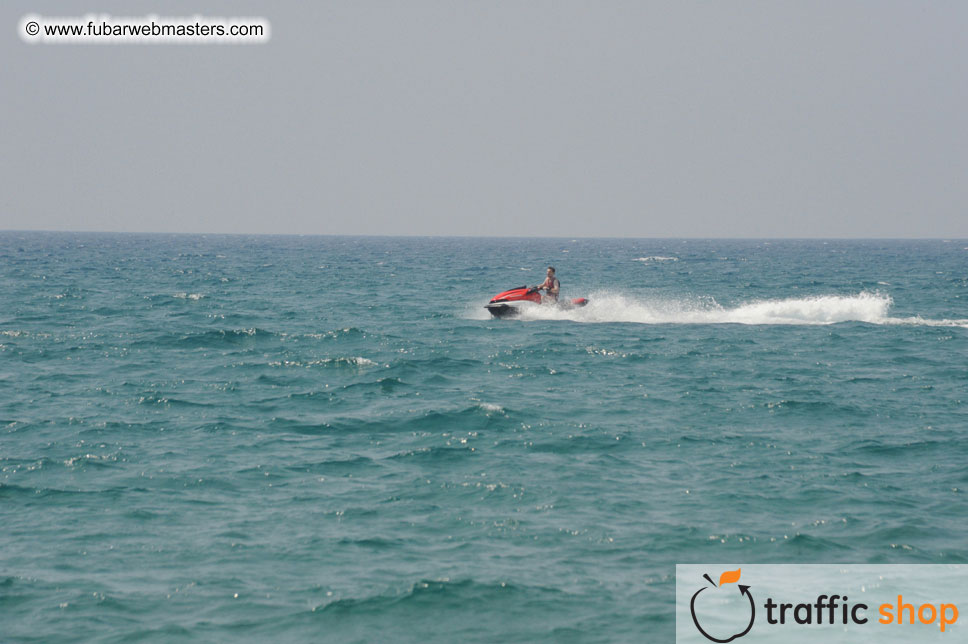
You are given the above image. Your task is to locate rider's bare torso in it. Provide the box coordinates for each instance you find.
[538,269,560,303]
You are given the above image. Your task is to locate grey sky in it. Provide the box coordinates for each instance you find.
[2,1,966,237]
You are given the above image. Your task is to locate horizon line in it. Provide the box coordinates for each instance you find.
[2,229,966,241]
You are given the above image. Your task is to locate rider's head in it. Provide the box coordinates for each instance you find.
[547,266,555,276]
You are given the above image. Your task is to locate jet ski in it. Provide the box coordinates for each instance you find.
[484,286,589,318]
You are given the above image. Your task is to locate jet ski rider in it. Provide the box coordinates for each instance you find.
[536,266,560,303]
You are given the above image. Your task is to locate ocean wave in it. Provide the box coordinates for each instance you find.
[268,356,378,368]
[136,394,215,408]
[302,327,367,340]
[312,578,559,615]
[338,377,407,393]
[0,483,125,500]
[880,315,968,328]
[388,445,477,461]
[63,452,124,468]
[488,291,968,327]
[274,404,511,436]
[135,327,278,348]
[476,402,505,414]
[633,256,678,262]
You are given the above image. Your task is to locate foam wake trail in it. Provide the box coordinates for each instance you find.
[499,292,968,327]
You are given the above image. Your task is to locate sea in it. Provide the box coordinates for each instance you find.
[1,233,966,643]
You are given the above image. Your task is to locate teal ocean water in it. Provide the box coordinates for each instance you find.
[2,233,967,643]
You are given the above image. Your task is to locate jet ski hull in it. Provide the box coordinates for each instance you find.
[485,302,523,318]
[484,286,589,318]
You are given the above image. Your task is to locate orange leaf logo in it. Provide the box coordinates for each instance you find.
[719,568,741,586]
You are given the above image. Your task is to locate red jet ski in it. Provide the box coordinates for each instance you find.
[484,286,589,318]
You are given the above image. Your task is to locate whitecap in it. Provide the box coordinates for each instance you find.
[497,291,966,327]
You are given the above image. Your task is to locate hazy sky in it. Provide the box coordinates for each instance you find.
[2,1,966,237]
